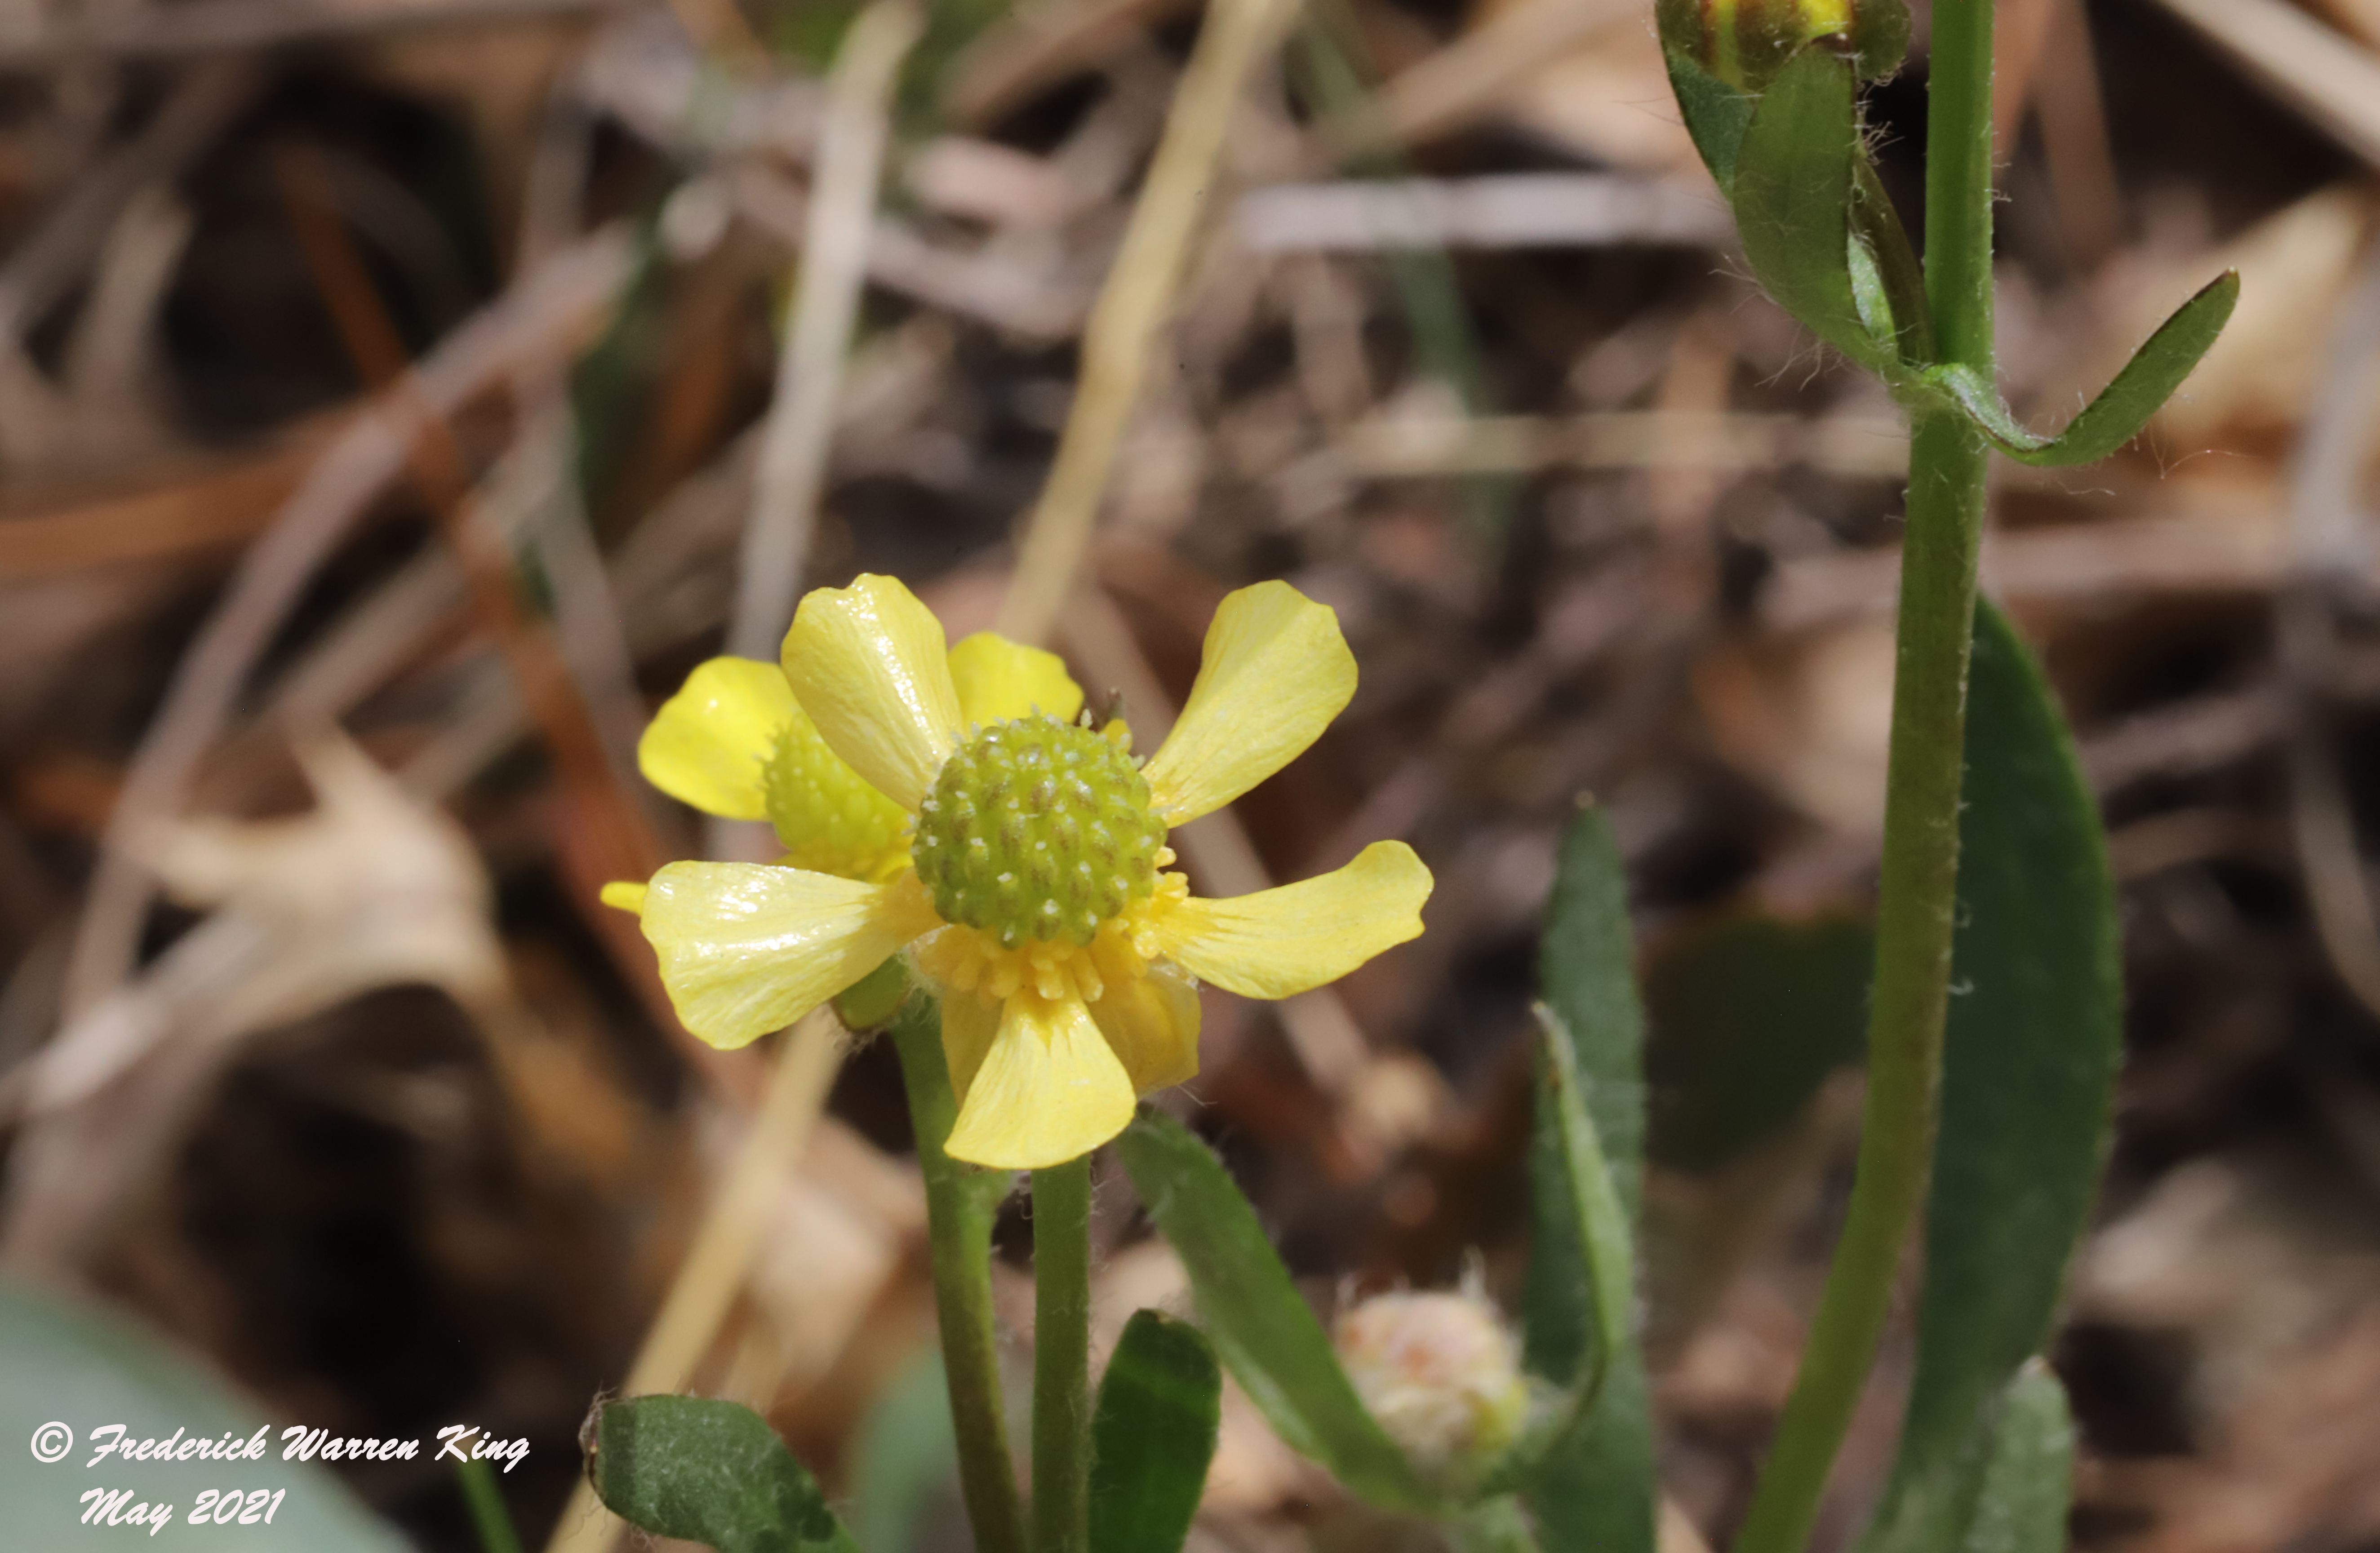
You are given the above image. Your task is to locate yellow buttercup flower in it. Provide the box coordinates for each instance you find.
[625,574,1432,1170]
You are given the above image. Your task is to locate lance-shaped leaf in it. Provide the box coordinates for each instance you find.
[1116,1111,1444,1516]
[589,1395,857,1553]
[1858,602,2119,1553]
[1520,807,1655,1552]
[1930,271,2238,466]
[1476,1007,1634,1496]
[1733,46,1891,370]
[1088,1310,1221,1553]
[1852,158,1932,364]
[1961,1363,2077,1553]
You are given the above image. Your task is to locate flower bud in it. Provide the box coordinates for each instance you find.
[1657,0,1908,92]
[1334,1290,1530,1478]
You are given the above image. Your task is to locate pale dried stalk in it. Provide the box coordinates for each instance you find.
[0,0,624,63]
[61,229,635,1021]
[944,0,1196,128]
[541,1010,848,1553]
[714,0,920,865]
[728,0,924,664]
[2154,0,2380,168]
[1327,0,1638,158]
[996,0,1299,645]
[2282,243,2380,1021]
[0,61,258,341]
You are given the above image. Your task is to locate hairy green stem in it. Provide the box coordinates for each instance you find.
[891,999,1029,1553]
[1032,1157,1093,1553]
[1732,4,1998,1549]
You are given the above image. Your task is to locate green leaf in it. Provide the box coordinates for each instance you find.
[1479,1010,1635,1496]
[1115,1111,1443,1516]
[1520,807,1655,1553]
[1851,157,1933,364]
[1644,913,1872,1173]
[1931,271,2238,466]
[1962,1363,2077,1553]
[1535,808,1648,1201]
[1732,46,1886,368]
[1537,1011,1632,1397]
[590,1395,857,1553]
[1860,601,2119,1553]
[0,1280,412,1553]
[1088,1310,1221,1553]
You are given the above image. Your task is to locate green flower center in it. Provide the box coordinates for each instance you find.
[912,716,1167,949]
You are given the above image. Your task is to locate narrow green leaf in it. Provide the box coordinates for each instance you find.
[1861,601,2119,1553]
[1538,1011,1632,1398]
[1115,1111,1443,1516]
[1962,1363,2077,1553]
[0,1280,411,1553]
[1521,807,1654,1553]
[1732,46,1884,368]
[1088,1311,1221,1553]
[1479,1010,1635,1496]
[1932,271,2238,466]
[590,1395,857,1553]
[1535,808,1647,1197]
[1644,913,1872,1173]
[1852,157,1933,364]
[1849,235,1896,355]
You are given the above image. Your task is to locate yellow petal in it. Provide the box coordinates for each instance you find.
[781,575,962,812]
[599,881,648,915]
[1089,963,1202,1094]
[943,991,1136,1169]
[1152,841,1432,999]
[642,864,939,1050]
[948,632,1085,728]
[1141,581,1357,825]
[637,657,795,820]
[940,986,1000,1099]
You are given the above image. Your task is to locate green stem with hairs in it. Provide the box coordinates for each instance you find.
[1731,3,1998,1549]
[891,996,1030,1553]
[1032,1156,1094,1553]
